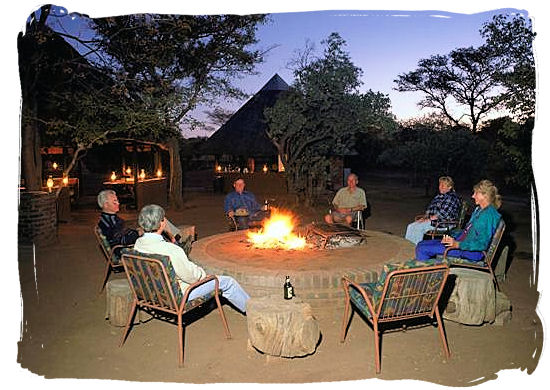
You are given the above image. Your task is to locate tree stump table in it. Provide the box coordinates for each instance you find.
[105,278,135,327]
[246,296,320,357]
[443,268,512,326]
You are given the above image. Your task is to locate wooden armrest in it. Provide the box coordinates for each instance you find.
[341,276,376,315]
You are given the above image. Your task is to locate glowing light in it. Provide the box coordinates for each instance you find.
[46,176,54,193]
[111,172,117,181]
[125,167,131,175]
[247,209,306,250]
[216,165,222,172]
[262,164,268,173]
[156,169,162,178]
[62,176,69,186]
[52,162,58,170]
[139,169,146,180]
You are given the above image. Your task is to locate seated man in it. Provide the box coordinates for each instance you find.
[224,178,268,230]
[97,189,192,254]
[134,204,250,313]
[324,173,367,226]
[404,176,462,245]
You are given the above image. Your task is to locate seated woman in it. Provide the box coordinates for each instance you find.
[415,179,502,262]
[405,176,461,244]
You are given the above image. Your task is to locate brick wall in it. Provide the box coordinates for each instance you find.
[18,191,57,246]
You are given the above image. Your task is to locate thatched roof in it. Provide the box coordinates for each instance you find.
[201,74,289,157]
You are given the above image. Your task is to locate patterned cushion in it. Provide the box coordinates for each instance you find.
[97,231,122,265]
[348,258,446,315]
[437,255,487,267]
[121,248,184,306]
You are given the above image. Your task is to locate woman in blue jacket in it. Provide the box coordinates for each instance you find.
[415,179,502,262]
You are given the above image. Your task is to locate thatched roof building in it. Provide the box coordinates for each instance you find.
[201,74,289,169]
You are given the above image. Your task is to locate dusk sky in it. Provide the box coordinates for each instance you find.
[5,1,550,388]
[37,3,533,138]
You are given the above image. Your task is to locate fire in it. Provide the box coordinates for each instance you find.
[247,209,306,250]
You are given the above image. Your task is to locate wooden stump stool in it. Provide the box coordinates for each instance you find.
[443,268,496,325]
[105,278,134,327]
[246,296,320,357]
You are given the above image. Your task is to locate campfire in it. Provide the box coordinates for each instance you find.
[247,208,307,250]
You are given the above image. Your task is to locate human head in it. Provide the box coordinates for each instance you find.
[97,189,119,213]
[472,180,502,208]
[138,204,166,233]
[438,176,454,194]
[233,178,246,194]
[347,173,359,188]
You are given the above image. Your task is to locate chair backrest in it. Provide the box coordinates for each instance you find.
[484,219,506,268]
[121,248,184,311]
[376,265,449,322]
[94,225,116,263]
[457,200,469,227]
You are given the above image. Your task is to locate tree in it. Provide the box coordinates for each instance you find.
[19,9,267,207]
[394,12,535,132]
[481,14,536,121]
[265,33,396,204]
[394,46,506,133]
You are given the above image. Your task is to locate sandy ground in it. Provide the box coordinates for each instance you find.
[13,174,545,387]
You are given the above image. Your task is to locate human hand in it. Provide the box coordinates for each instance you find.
[441,235,458,248]
[137,227,144,236]
[228,210,234,218]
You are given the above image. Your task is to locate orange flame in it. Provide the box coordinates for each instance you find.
[247,209,306,250]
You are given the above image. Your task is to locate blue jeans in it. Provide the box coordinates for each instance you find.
[188,275,250,313]
[415,240,485,262]
[405,220,433,245]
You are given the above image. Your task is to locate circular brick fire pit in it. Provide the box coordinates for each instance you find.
[189,229,415,308]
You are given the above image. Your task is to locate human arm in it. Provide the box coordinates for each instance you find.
[167,243,207,284]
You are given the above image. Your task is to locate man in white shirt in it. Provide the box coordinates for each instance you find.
[324,173,368,225]
[133,204,250,313]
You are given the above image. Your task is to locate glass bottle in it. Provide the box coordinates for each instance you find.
[283,275,294,300]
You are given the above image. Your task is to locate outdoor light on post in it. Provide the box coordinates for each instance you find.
[46,175,54,193]
[139,169,146,181]
[111,171,117,182]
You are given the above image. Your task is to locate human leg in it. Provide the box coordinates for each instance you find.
[405,220,433,245]
[415,239,446,260]
[188,276,250,313]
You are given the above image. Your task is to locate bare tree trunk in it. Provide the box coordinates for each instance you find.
[167,137,183,209]
[21,117,42,190]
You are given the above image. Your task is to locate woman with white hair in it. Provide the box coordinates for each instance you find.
[415,179,502,262]
[134,204,250,313]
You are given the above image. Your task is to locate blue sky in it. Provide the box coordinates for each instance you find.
[42,4,528,137]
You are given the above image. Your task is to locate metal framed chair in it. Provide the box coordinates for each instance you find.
[425,200,469,240]
[94,226,132,293]
[119,249,231,367]
[341,263,451,374]
[440,219,506,291]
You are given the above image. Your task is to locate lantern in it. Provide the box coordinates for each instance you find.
[262,164,268,173]
[125,167,131,175]
[62,175,69,186]
[139,169,146,181]
[156,169,162,178]
[216,165,222,172]
[111,171,117,181]
[52,162,58,170]
[46,175,54,193]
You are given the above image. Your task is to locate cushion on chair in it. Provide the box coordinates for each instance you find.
[436,255,487,267]
[122,248,184,306]
[348,258,445,316]
[98,231,122,265]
